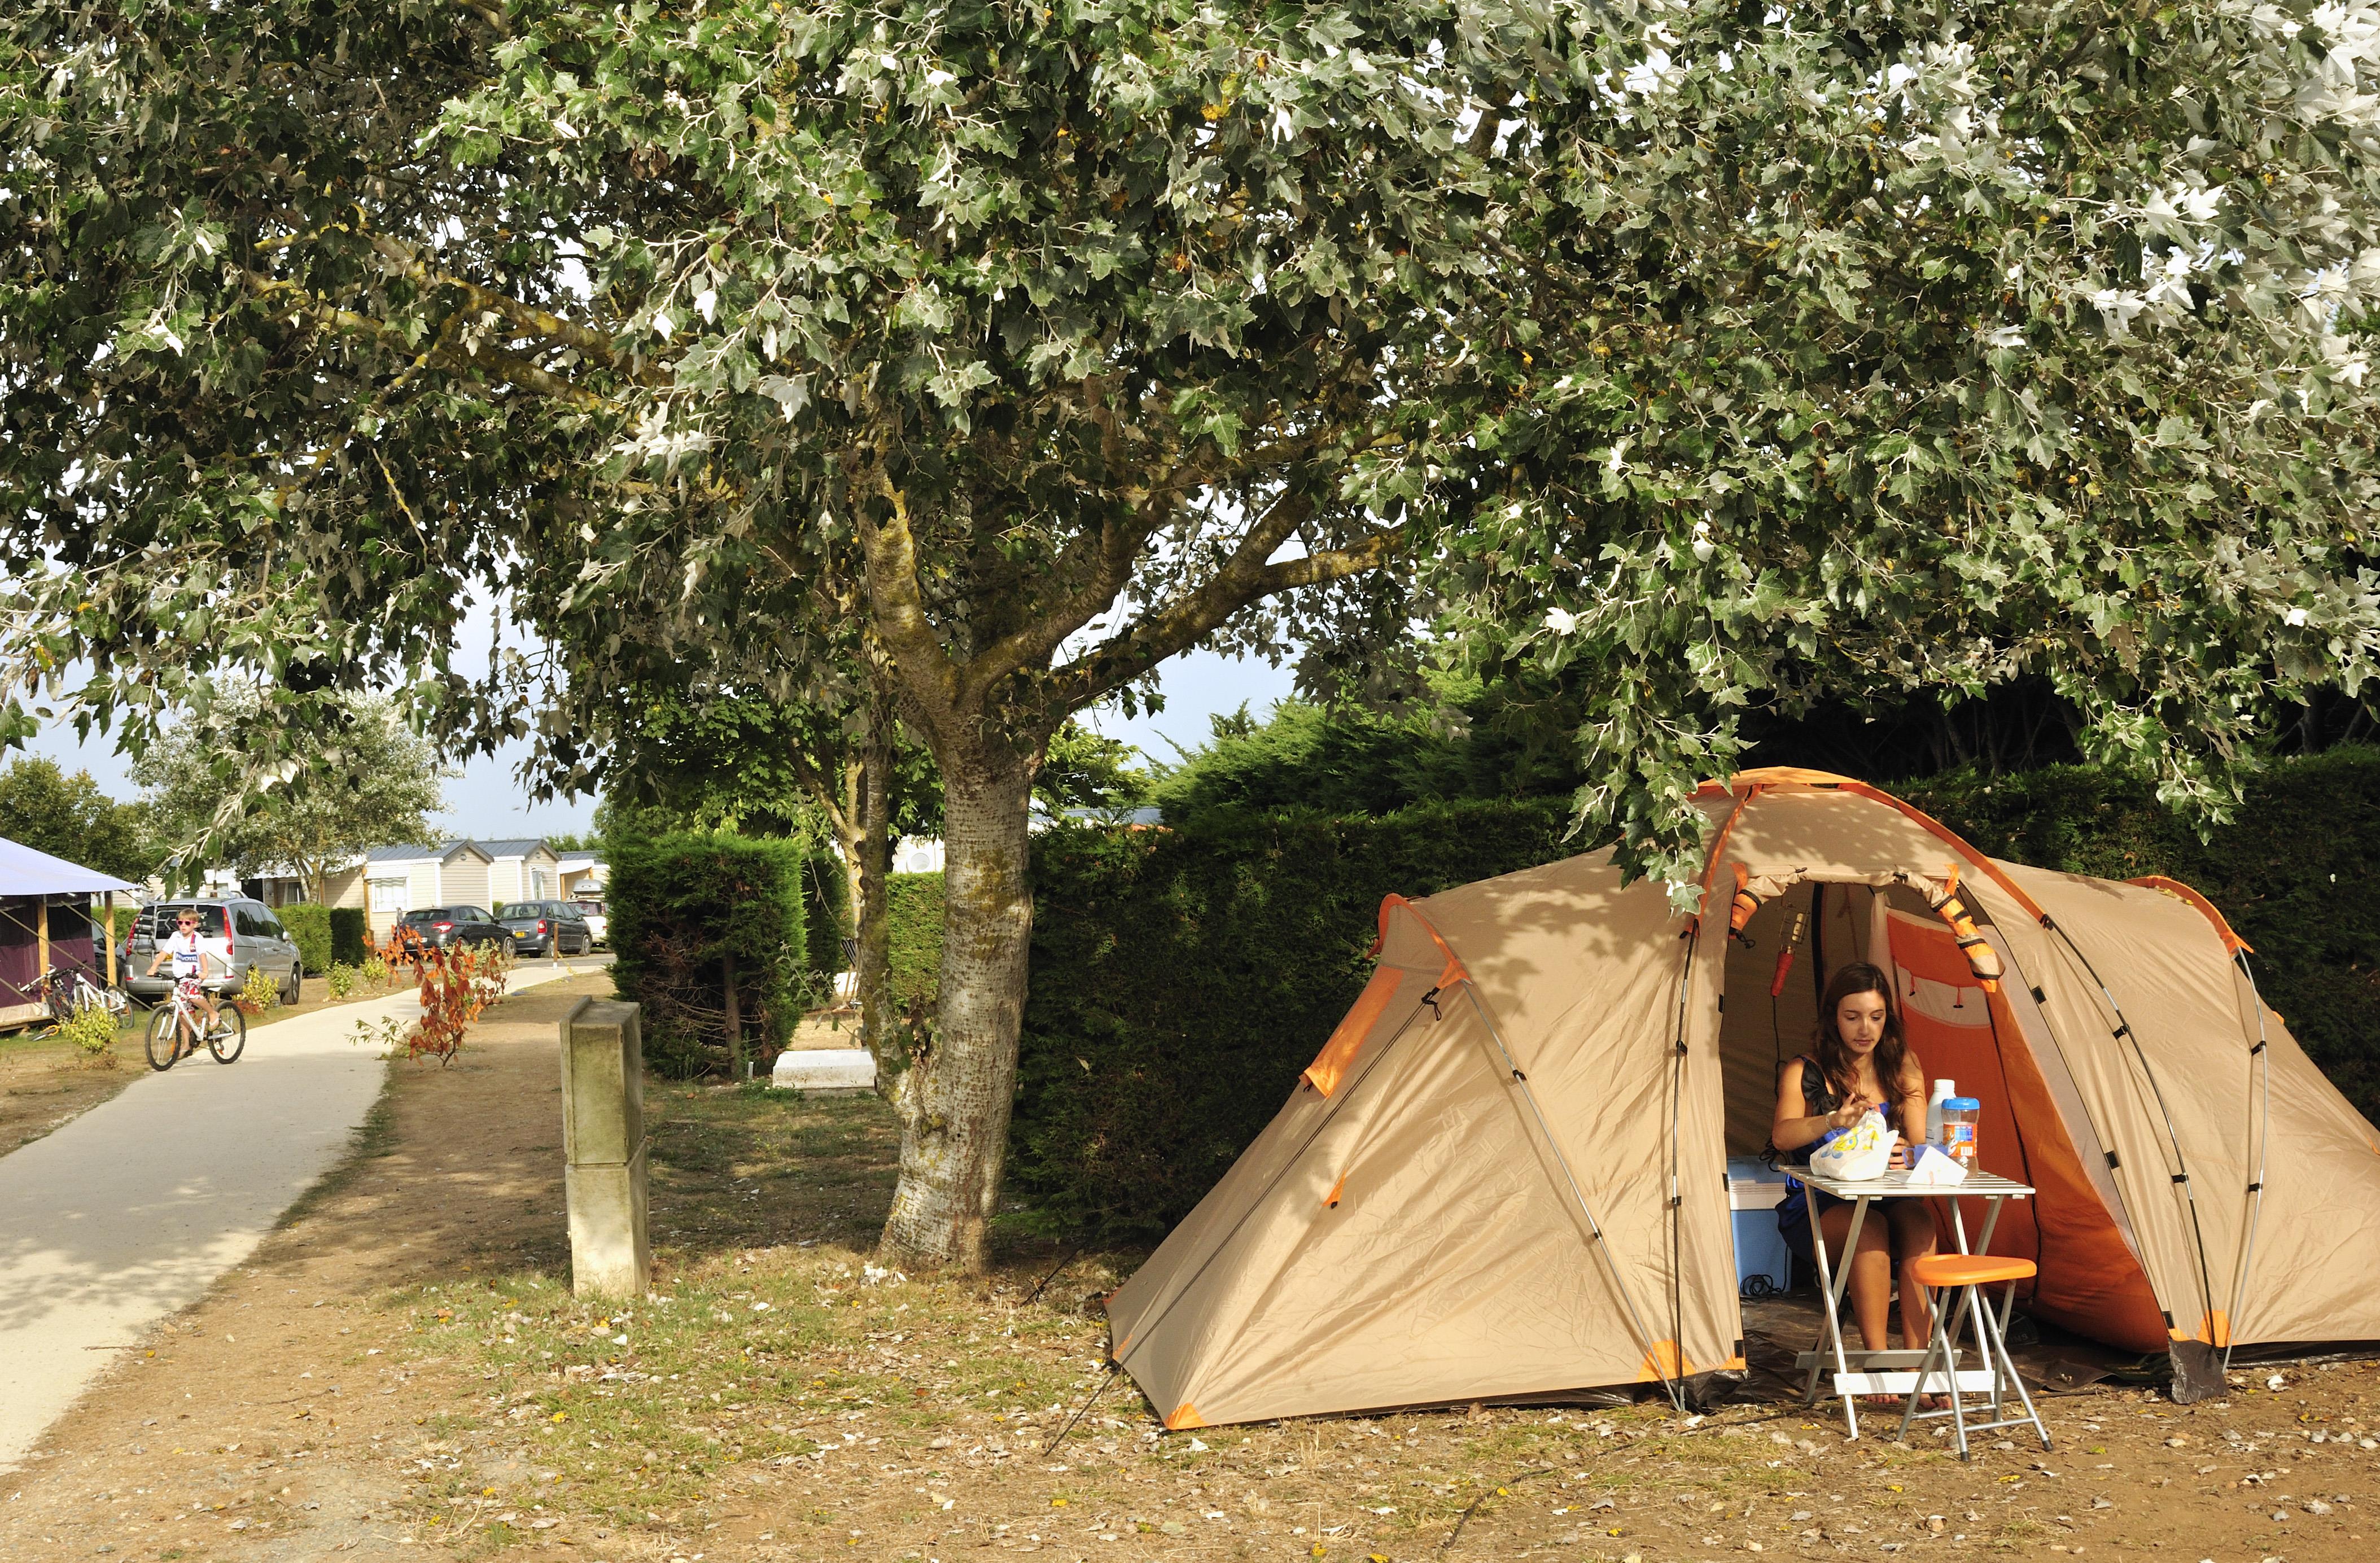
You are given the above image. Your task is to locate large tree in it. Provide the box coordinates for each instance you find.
[132,692,447,903]
[5,0,2378,1269]
[0,757,152,882]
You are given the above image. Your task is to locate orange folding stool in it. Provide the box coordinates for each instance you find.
[1894,1254,2052,1460]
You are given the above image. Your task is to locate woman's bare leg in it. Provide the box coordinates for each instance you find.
[1887,1201,1943,1346]
[1816,1202,1895,1353]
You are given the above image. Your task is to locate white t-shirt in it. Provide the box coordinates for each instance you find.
[165,930,207,978]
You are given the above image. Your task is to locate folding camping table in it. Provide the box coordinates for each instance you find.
[1794,1168,2034,1439]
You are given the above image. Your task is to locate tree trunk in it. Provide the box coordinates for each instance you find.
[878,750,1034,1272]
[852,716,894,1078]
[723,950,744,1078]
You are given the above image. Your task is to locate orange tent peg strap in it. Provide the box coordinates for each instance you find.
[1166,1403,1208,1431]
[1727,864,1761,939]
[2171,1312,2233,1349]
[1925,868,2005,992]
[1635,1341,1745,1382]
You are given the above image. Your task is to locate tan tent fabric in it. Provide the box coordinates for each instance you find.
[1107,769,2380,1426]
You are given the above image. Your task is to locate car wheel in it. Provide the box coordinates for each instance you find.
[283,963,301,1005]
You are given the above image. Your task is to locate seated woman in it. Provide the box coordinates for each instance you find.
[1771,961,1941,1398]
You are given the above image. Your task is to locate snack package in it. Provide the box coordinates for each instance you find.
[1808,1109,1900,1183]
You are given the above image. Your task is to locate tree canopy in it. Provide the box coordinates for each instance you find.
[1434,0,2380,890]
[132,692,446,902]
[0,757,151,882]
[5,0,2378,1259]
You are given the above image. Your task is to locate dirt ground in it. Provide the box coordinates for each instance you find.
[3,970,2377,1563]
[0,1025,138,1158]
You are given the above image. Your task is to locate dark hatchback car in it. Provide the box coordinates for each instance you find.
[396,906,515,952]
[498,900,594,958]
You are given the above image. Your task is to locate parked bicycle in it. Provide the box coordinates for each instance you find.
[42,965,129,1026]
[144,974,246,1070]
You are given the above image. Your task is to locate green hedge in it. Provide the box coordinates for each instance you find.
[610,832,807,1079]
[946,754,2380,1242]
[887,872,946,1014]
[801,850,851,979]
[330,907,370,965]
[277,903,333,973]
[1901,749,2380,1124]
[1009,800,1576,1240]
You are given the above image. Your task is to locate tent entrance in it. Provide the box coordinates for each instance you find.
[1712,879,2168,1350]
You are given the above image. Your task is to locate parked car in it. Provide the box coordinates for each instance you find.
[572,897,607,948]
[499,900,594,958]
[396,906,515,953]
[123,898,304,1005]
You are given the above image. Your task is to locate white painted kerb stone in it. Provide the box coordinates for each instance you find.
[771,1048,877,1092]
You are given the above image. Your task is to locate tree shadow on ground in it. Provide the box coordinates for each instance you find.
[642,1079,1115,1292]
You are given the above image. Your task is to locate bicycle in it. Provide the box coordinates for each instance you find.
[143,975,246,1070]
[42,965,129,1026]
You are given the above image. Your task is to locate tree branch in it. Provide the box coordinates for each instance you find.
[955,508,1165,708]
[361,232,628,371]
[854,475,968,745]
[1032,492,1408,721]
[240,270,614,411]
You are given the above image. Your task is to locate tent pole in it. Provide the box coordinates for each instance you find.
[1109,995,1438,1378]
[36,896,49,983]
[2040,919,2222,1334]
[104,891,117,987]
[2221,951,2273,1374]
[1459,984,1688,1413]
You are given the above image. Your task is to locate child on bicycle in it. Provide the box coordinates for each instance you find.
[146,910,224,1032]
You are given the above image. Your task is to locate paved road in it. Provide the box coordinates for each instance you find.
[0,962,601,1472]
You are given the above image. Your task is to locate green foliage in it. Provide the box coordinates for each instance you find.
[326,962,358,1001]
[234,961,281,1018]
[0,758,151,883]
[329,907,369,966]
[885,874,946,1017]
[1038,724,1154,818]
[1148,678,1577,826]
[800,850,851,980]
[60,999,119,1065]
[1437,2,2380,897]
[1904,750,2380,1123]
[599,691,943,846]
[1010,801,1574,1239]
[128,691,445,890]
[360,954,390,988]
[278,903,333,973]
[610,833,807,1079]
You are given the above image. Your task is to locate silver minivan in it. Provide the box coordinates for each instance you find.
[123,899,305,1005]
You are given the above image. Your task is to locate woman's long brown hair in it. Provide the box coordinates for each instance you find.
[1812,961,1912,1103]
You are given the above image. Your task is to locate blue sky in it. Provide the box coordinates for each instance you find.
[20,647,1297,840]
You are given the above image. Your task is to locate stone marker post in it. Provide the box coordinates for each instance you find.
[560,997,650,1298]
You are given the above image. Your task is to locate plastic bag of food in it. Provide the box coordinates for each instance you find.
[1808,1110,1899,1183]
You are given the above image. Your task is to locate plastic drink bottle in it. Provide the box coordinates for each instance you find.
[1940,1097,1981,1168]
[1926,1079,1958,1145]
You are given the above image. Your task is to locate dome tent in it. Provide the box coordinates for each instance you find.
[1105,768,2380,1428]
